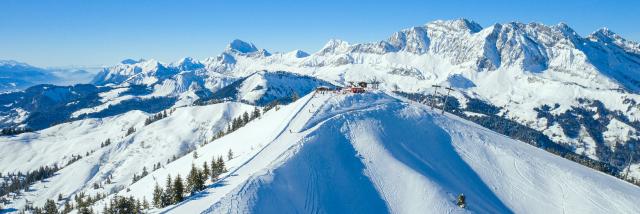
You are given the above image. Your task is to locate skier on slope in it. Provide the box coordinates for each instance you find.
[457,193,466,208]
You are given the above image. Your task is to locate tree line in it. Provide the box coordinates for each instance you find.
[144,109,174,126]
[0,165,59,198]
[19,191,107,214]
[153,156,227,208]
[6,103,262,212]
[228,107,261,133]
[101,195,149,214]
[0,149,103,211]
[207,107,262,144]
[0,127,31,136]
[100,139,112,148]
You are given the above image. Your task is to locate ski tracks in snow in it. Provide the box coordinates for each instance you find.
[193,93,398,213]
[165,92,331,213]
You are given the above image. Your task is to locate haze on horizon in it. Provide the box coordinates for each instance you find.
[1,0,638,67]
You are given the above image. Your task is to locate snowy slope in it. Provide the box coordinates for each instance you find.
[83,20,640,165]
[203,71,334,105]
[0,84,181,130]
[0,102,255,210]
[39,20,640,159]
[84,91,640,214]
[3,18,640,213]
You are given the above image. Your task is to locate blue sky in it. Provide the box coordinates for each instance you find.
[1,0,638,67]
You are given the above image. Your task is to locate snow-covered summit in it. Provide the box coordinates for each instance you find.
[225,39,271,57]
[173,57,204,71]
[317,39,351,55]
[287,49,310,58]
[120,58,144,65]
[589,28,640,54]
[226,39,259,54]
[426,18,483,33]
[91,59,174,85]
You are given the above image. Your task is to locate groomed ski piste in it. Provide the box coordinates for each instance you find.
[86,90,640,214]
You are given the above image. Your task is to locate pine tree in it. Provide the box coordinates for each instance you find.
[135,197,143,213]
[43,199,57,214]
[210,156,227,182]
[217,156,227,173]
[228,149,233,161]
[126,127,136,136]
[173,174,184,203]
[162,175,174,205]
[232,118,240,131]
[251,107,261,120]
[187,164,204,194]
[78,207,94,214]
[197,167,206,191]
[152,183,163,207]
[193,150,198,159]
[211,157,219,181]
[62,201,72,214]
[142,197,150,210]
[216,130,224,138]
[202,162,210,179]
[187,164,197,193]
[132,197,141,214]
[132,173,139,183]
[242,112,250,124]
[104,196,140,214]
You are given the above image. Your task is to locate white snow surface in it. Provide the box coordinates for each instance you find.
[0,102,255,210]
[77,92,640,214]
[4,19,640,212]
[87,19,640,161]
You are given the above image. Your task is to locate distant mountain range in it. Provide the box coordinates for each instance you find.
[0,60,96,92]
[85,19,640,163]
[1,19,640,212]
[3,19,640,164]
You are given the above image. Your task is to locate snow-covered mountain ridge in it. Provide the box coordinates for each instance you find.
[2,89,640,213]
[0,60,61,92]
[83,92,640,213]
[0,60,95,92]
[2,18,640,213]
[84,19,640,169]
